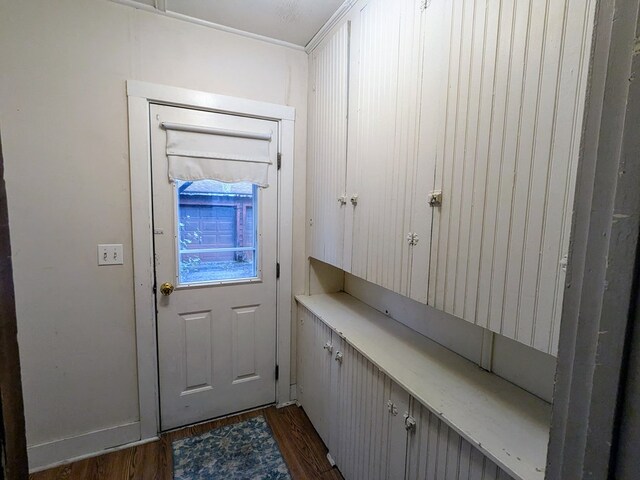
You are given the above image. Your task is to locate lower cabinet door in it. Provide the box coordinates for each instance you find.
[329,340,409,480]
[297,306,333,446]
[405,399,513,480]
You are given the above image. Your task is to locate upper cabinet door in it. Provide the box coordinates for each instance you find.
[345,0,427,297]
[307,21,351,269]
[426,0,595,355]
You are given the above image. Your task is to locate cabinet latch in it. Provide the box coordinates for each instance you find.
[350,194,359,206]
[403,413,417,432]
[338,195,347,206]
[428,190,443,207]
[323,341,334,353]
[335,351,343,364]
[387,400,399,416]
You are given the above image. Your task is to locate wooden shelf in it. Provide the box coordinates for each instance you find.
[296,293,551,480]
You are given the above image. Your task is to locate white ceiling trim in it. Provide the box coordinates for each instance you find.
[110,0,305,51]
[305,0,358,53]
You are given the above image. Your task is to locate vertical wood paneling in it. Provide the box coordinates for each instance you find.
[308,22,350,269]
[406,400,514,480]
[332,340,408,480]
[427,0,596,354]
[296,306,333,445]
[347,0,425,296]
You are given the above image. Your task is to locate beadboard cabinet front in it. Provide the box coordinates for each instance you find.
[297,306,408,480]
[425,0,596,355]
[307,21,350,270]
[297,304,517,480]
[307,0,596,356]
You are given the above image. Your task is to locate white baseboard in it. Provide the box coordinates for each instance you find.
[28,421,145,473]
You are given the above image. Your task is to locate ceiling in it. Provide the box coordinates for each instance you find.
[123,0,345,47]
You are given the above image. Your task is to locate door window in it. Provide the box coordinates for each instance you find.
[176,180,258,285]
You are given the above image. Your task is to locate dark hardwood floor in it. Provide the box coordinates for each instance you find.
[30,405,343,480]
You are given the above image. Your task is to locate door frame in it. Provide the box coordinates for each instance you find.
[127,80,295,439]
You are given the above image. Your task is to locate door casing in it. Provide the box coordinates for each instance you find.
[127,80,295,440]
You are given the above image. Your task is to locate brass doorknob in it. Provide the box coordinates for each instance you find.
[159,282,174,296]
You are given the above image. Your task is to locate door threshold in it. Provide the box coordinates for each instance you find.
[160,402,276,433]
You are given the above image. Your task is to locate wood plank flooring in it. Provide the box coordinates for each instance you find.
[30,405,343,480]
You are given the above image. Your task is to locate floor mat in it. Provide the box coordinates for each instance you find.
[172,415,292,480]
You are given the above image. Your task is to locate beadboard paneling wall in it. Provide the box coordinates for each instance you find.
[296,306,333,445]
[331,340,408,480]
[427,0,596,354]
[407,400,513,480]
[346,0,426,296]
[308,22,350,269]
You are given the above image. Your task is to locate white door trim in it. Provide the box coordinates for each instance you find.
[127,80,295,439]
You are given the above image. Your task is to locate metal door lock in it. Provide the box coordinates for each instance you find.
[428,190,443,207]
[404,413,416,431]
[335,351,343,364]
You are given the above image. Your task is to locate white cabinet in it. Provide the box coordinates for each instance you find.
[344,0,430,298]
[307,21,350,269]
[307,0,432,299]
[297,301,519,480]
[297,305,334,445]
[406,399,512,480]
[298,306,408,480]
[306,0,596,355]
[424,0,595,355]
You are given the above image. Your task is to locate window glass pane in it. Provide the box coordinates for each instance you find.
[176,180,258,284]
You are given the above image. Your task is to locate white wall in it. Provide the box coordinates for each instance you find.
[0,0,307,465]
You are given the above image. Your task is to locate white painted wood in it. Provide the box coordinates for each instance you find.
[296,305,334,445]
[296,293,550,480]
[330,340,409,480]
[427,0,596,355]
[306,0,360,53]
[346,0,426,297]
[152,104,278,430]
[406,398,513,480]
[344,272,556,402]
[110,0,307,50]
[308,21,350,269]
[128,81,296,436]
[27,422,141,472]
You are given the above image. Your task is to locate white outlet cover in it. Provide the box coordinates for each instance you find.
[98,244,124,265]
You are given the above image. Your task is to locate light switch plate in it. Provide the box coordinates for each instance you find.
[98,244,124,265]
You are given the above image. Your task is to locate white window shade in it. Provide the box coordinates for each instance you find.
[162,122,273,187]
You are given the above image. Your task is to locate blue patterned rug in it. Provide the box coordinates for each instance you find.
[172,415,292,480]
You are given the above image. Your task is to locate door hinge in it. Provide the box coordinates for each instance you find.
[277,152,282,170]
[275,364,279,381]
[276,262,280,279]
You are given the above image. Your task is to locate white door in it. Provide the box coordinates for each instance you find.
[150,104,279,430]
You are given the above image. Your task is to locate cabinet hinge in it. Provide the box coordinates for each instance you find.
[277,152,282,170]
[276,262,280,279]
[275,364,279,381]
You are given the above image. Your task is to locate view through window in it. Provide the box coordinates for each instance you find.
[176,180,258,284]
